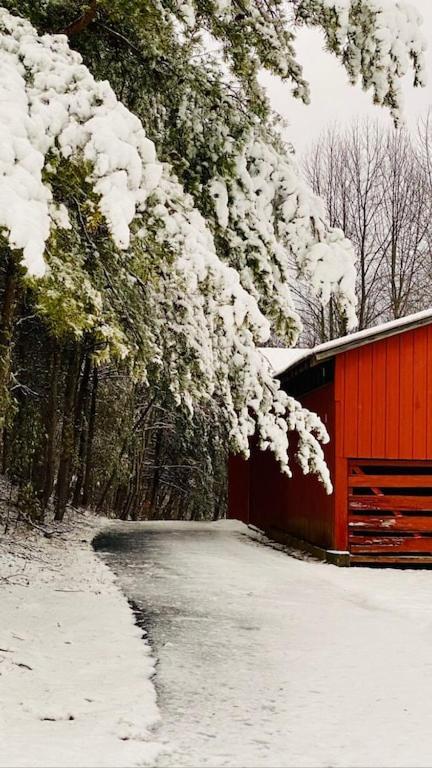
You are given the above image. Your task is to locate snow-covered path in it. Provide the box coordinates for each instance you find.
[95,521,432,768]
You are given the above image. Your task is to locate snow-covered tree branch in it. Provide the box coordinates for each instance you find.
[296,0,426,122]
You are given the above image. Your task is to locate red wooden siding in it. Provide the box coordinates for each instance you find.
[370,342,386,455]
[335,326,432,560]
[348,459,432,560]
[334,358,348,551]
[229,321,432,563]
[427,326,432,457]
[385,335,400,456]
[228,454,250,525]
[336,326,432,461]
[413,329,428,456]
[248,383,336,550]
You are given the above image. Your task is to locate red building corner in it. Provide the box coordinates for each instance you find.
[228,310,432,565]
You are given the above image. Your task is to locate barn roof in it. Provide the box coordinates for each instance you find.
[259,347,309,375]
[261,307,432,378]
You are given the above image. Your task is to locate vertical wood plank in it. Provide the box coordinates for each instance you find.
[385,335,400,458]
[357,345,373,456]
[399,331,414,459]
[334,356,345,459]
[427,326,432,458]
[334,358,347,550]
[334,456,348,550]
[228,454,250,524]
[371,340,386,456]
[343,350,359,457]
[413,327,428,458]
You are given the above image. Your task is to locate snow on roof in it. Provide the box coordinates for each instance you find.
[259,347,309,375]
[265,307,432,377]
[313,307,432,358]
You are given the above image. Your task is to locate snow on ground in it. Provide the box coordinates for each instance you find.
[0,512,161,768]
[5,514,432,768]
[96,520,432,768]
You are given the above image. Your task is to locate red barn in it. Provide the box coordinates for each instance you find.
[228,310,432,565]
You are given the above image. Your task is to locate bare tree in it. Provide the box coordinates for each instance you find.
[300,119,431,343]
[417,110,432,308]
[381,129,430,319]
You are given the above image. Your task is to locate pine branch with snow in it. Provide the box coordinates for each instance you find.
[296,0,427,122]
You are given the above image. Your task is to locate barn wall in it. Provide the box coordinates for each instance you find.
[336,324,432,461]
[248,383,336,550]
[228,454,250,524]
[229,323,432,558]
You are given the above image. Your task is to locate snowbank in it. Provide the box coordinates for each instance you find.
[0,514,161,768]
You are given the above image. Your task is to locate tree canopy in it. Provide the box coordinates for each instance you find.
[0,1,426,507]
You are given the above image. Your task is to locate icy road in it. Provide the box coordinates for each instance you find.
[94,521,432,768]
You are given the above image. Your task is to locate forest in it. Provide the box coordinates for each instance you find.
[0,0,426,525]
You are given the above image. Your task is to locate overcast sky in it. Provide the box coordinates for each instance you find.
[261,0,432,154]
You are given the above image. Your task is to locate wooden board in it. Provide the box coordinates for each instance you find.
[371,342,387,456]
[349,515,432,532]
[384,334,400,457]
[350,536,432,554]
[351,554,432,565]
[349,475,432,488]
[399,333,414,458]
[349,458,432,469]
[350,495,432,511]
[427,325,432,457]
[358,345,373,456]
[348,459,432,559]
[413,329,428,457]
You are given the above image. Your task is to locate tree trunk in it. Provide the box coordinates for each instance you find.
[0,255,19,428]
[121,450,137,521]
[55,346,80,521]
[40,342,60,508]
[2,427,9,475]
[60,0,97,36]
[81,365,98,508]
[72,353,91,507]
[149,429,163,518]
[96,395,154,512]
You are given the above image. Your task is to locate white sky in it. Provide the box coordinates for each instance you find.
[261,0,432,154]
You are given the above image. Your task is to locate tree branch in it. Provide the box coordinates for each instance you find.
[60,1,98,37]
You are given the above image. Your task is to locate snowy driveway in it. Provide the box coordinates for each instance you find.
[95,521,432,768]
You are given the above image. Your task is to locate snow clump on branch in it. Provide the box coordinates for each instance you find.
[208,135,357,338]
[0,8,161,276]
[297,0,426,122]
[139,169,334,490]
